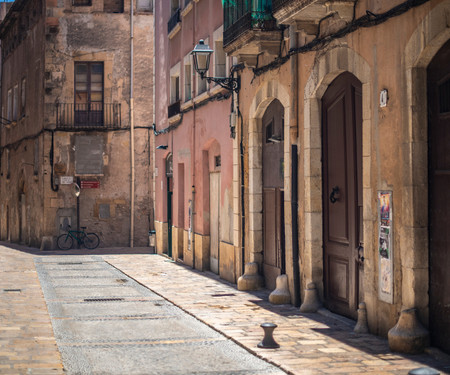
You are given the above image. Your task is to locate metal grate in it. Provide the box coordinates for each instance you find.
[84,298,124,302]
[3,289,22,292]
[58,262,83,265]
[211,293,236,297]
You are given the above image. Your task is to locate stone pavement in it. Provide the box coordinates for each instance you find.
[1,242,450,375]
[104,254,450,375]
[0,243,63,374]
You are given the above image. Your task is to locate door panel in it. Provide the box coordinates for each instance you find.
[323,72,363,319]
[210,172,220,274]
[428,38,450,354]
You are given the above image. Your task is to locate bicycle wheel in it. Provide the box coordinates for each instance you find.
[84,233,100,249]
[57,234,73,250]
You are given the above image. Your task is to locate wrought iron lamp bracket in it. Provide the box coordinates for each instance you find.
[202,74,240,93]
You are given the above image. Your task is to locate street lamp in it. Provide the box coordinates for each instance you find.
[190,40,240,93]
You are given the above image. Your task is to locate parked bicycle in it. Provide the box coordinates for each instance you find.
[57,225,100,250]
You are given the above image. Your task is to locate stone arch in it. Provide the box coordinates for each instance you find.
[401,0,450,321]
[247,80,291,266]
[303,46,372,300]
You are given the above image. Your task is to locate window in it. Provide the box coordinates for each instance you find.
[6,149,10,179]
[170,63,180,104]
[21,78,26,117]
[34,138,39,176]
[75,62,104,126]
[171,76,180,103]
[214,40,226,78]
[72,0,91,6]
[137,0,152,11]
[170,0,179,14]
[183,55,192,102]
[7,89,12,121]
[104,0,124,13]
[13,85,18,121]
[197,71,207,95]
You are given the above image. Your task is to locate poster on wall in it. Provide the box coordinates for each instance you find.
[378,191,393,303]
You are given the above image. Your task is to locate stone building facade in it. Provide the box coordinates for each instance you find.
[223,0,450,354]
[0,0,154,248]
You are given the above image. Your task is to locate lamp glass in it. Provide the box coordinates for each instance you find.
[191,39,213,77]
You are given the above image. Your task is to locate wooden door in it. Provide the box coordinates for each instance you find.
[428,38,450,354]
[167,176,173,257]
[262,99,285,291]
[322,72,363,319]
[210,172,220,274]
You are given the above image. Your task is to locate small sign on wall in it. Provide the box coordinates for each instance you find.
[378,191,393,304]
[81,180,100,189]
[59,176,74,185]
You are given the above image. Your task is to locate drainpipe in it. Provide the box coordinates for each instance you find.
[191,4,196,269]
[130,0,135,247]
[290,24,300,306]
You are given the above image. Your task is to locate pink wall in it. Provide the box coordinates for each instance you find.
[154,0,233,242]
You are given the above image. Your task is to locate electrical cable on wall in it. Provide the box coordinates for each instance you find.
[252,0,431,78]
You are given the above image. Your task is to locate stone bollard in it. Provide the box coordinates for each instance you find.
[388,308,429,354]
[269,274,291,305]
[257,323,280,349]
[299,282,322,313]
[354,302,369,333]
[237,262,263,291]
[408,368,440,375]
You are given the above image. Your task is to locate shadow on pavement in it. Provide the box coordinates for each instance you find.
[0,241,155,256]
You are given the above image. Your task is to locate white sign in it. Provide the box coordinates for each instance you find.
[60,176,74,185]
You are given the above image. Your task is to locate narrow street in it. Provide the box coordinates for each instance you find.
[1,243,450,374]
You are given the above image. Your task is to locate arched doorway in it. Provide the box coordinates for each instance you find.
[262,99,285,291]
[322,72,363,320]
[428,38,450,353]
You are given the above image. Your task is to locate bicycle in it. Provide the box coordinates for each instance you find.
[57,225,100,250]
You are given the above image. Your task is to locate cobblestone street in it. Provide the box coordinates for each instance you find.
[1,242,450,374]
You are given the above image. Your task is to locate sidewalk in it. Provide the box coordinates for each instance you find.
[0,244,64,374]
[1,243,450,375]
[105,253,450,375]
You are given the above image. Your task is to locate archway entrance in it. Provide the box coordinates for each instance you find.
[322,72,363,319]
[428,38,450,354]
[262,99,285,291]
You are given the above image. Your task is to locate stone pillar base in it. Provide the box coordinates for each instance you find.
[354,302,369,333]
[299,282,322,313]
[40,236,54,251]
[388,308,429,354]
[269,274,291,304]
[237,262,263,291]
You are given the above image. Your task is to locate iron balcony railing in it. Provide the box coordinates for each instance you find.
[223,0,277,47]
[168,100,181,118]
[168,8,181,34]
[56,103,121,130]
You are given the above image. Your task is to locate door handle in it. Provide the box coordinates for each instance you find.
[357,244,365,265]
[329,186,340,203]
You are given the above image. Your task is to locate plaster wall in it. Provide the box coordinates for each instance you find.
[235,0,449,336]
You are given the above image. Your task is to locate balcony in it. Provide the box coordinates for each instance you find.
[168,101,181,119]
[223,1,281,65]
[56,103,121,130]
[168,8,181,35]
[272,0,354,33]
